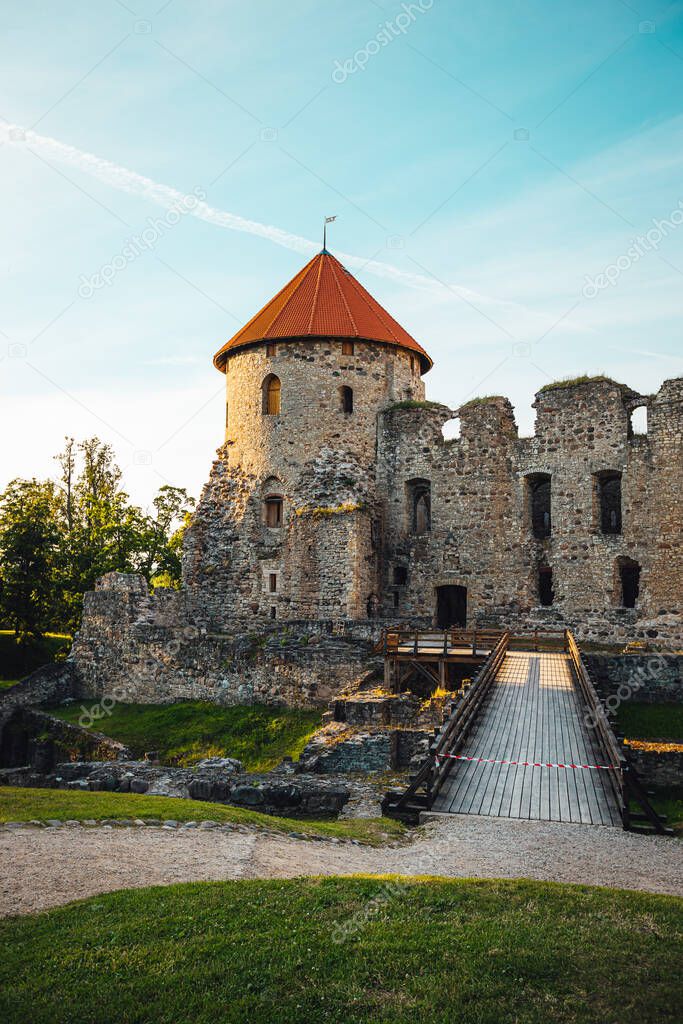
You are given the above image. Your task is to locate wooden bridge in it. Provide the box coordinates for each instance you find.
[383,629,671,834]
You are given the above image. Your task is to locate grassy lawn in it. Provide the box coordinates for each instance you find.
[1,877,681,1024]
[617,702,683,741]
[651,791,683,836]
[0,679,20,690]
[0,786,402,844]
[48,701,323,771]
[0,630,71,682]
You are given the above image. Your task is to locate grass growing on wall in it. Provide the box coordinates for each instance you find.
[1,877,681,1024]
[48,701,323,771]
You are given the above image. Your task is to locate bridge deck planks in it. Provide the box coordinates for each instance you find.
[432,651,621,826]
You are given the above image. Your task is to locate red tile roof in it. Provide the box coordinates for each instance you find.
[213,251,432,372]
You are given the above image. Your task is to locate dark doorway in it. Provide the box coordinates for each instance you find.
[619,560,640,608]
[436,585,467,628]
[538,566,553,606]
[527,473,551,539]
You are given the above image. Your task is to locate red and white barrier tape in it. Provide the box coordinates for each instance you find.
[436,753,618,771]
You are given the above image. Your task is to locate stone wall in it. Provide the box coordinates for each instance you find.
[377,377,683,648]
[70,574,383,706]
[585,654,683,704]
[0,709,129,771]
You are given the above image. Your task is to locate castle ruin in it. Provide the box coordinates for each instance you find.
[71,250,683,706]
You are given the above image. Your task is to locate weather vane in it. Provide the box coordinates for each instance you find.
[323,215,337,251]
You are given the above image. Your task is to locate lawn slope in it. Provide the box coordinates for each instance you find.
[0,787,402,844]
[49,701,322,770]
[1,877,681,1024]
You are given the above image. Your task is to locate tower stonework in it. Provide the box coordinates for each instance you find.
[71,253,683,706]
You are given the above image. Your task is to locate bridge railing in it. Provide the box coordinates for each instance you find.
[565,629,671,835]
[428,630,510,803]
[379,627,506,657]
[382,630,510,815]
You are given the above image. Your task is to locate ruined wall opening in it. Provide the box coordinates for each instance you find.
[596,471,622,534]
[340,385,354,414]
[406,478,431,535]
[616,557,640,608]
[393,565,408,585]
[442,416,461,441]
[436,585,467,628]
[526,473,551,539]
[262,374,281,415]
[628,405,648,438]
[538,565,554,606]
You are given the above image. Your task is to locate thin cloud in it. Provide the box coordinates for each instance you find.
[0,120,578,334]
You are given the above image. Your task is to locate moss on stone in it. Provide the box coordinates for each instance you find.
[459,395,505,410]
[385,399,445,412]
[294,502,364,518]
[538,374,621,394]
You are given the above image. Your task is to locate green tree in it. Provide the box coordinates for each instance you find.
[0,478,61,637]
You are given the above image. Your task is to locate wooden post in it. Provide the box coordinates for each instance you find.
[439,657,446,690]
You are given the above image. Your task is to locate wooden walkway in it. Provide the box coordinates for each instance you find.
[432,651,622,826]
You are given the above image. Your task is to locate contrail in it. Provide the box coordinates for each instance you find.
[1,121,582,331]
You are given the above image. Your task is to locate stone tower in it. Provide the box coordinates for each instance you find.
[183,250,432,629]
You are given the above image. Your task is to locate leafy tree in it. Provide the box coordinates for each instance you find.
[0,437,196,638]
[0,479,61,637]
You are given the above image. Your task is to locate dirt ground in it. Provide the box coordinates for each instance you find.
[2,814,681,917]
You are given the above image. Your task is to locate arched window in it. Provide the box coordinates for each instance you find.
[262,375,281,416]
[596,471,622,534]
[526,473,551,539]
[340,386,353,414]
[406,478,431,535]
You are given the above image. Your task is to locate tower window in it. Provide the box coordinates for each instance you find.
[266,342,277,357]
[406,478,431,535]
[269,573,277,593]
[526,473,551,539]
[617,558,640,608]
[393,565,408,585]
[340,386,353,414]
[596,471,622,534]
[538,565,553,606]
[342,340,354,355]
[263,374,281,415]
[263,496,283,528]
[410,355,416,374]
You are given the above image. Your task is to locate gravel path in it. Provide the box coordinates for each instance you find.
[2,816,681,917]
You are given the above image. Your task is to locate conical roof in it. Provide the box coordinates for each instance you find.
[213,250,432,372]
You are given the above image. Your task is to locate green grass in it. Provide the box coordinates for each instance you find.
[651,791,683,836]
[0,877,681,1024]
[385,399,446,411]
[0,630,71,680]
[0,679,20,690]
[616,702,683,741]
[48,701,323,771]
[537,374,618,393]
[0,786,404,844]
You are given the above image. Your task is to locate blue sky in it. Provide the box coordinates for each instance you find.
[2,0,683,506]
